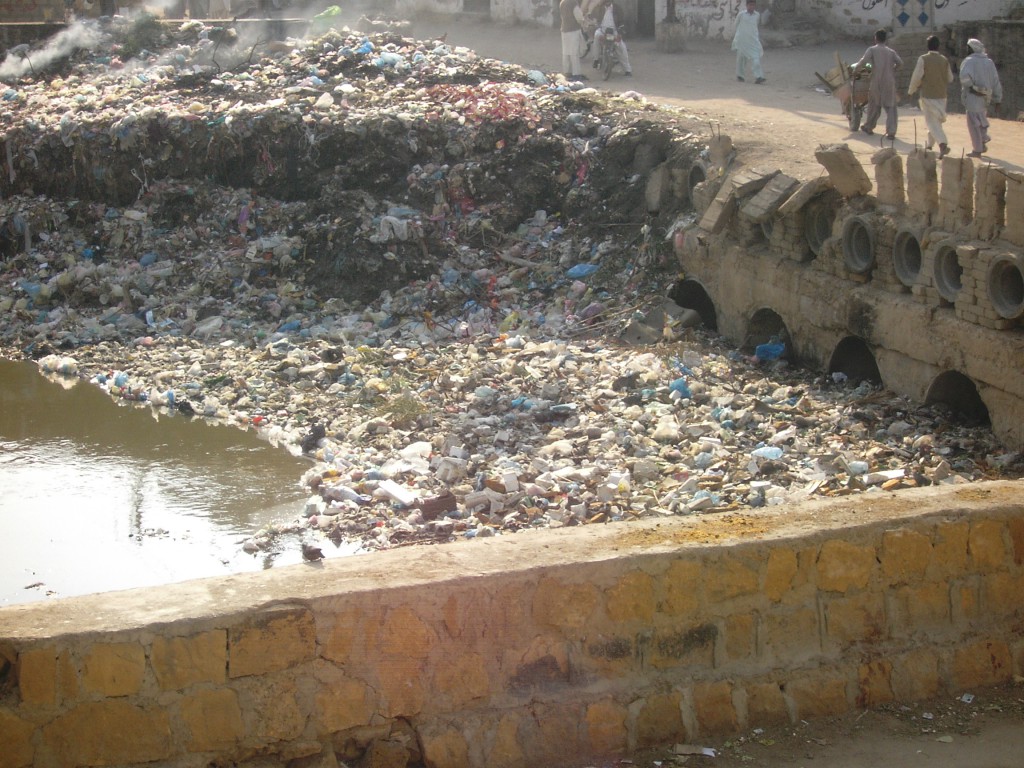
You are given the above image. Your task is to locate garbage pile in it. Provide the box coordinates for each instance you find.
[2,15,1021,558]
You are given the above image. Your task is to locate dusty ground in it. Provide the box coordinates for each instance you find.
[401,15,1024,768]
[409,13,1024,180]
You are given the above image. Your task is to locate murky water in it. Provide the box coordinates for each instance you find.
[0,358,341,607]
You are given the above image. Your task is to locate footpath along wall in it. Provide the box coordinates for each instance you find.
[675,138,1024,449]
[1,483,1023,768]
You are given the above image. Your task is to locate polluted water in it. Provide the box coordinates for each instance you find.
[0,358,353,607]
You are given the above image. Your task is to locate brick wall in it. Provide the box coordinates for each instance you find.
[1,482,1022,768]
[677,141,1024,449]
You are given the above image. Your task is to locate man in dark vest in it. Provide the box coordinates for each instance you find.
[907,35,953,158]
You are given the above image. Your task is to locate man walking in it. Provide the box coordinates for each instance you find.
[854,29,903,139]
[959,37,1002,158]
[560,0,588,82]
[732,0,765,84]
[907,35,953,157]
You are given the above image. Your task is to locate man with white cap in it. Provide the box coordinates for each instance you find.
[959,37,1002,157]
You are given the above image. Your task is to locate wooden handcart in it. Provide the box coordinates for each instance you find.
[816,52,872,132]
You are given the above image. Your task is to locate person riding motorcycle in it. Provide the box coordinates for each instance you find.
[590,0,632,76]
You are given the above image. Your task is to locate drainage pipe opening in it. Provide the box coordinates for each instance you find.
[987,253,1024,320]
[933,241,962,304]
[827,336,882,385]
[892,228,922,288]
[687,163,707,207]
[668,279,718,331]
[745,308,792,362]
[803,195,835,258]
[925,371,990,427]
[841,215,875,275]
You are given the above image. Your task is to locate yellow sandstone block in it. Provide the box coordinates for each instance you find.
[151,631,226,691]
[932,521,969,576]
[314,666,376,733]
[856,660,894,707]
[486,714,525,768]
[40,700,172,766]
[662,559,701,618]
[824,593,886,645]
[968,520,1008,570]
[17,646,57,706]
[533,577,599,630]
[816,540,875,593]
[724,612,756,661]
[891,647,940,701]
[952,639,1013,688]
[635,692,686,748]
[0,709,35,768]
[379,605,436,660]
[763,548,797,602]
[606,570,656,623]
[181,689,243,751]
[693,680,738,735]
[81,642,145,697]
[706,554,759,602]
[888,581,950,633]
[432,652,490,709]
[786,672,849,719]
[421,726,470,768]
[745,682,789,726]
[880,529,932,583]
[228,608,316,678]
[585,698,628,756]
[762,607,819,662]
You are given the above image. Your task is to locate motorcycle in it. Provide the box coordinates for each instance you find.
[594,25,625,81]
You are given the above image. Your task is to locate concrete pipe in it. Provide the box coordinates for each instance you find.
[803,195,836,258]
[932,240,962,304]
[687,162,707,207]
[987,252,1024,320]
[841,215,875,275]
[892,227,922,288]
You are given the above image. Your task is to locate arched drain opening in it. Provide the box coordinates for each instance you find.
[827,336,882,385]
[687,163,707,207]
[933,241,962,304]
[668,279,717,331]
[803,194,835,258]
[842,215,875,275]
[892,228,922,288]
[925,371,990,427]
[745,308,791,362]
[760,217,775,241]
[987,253,1024,320]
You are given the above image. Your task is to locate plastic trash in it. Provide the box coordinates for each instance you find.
[669,377,691,398]
[751,446,784,460]
[755,339,785,361]
[566,263,599,279]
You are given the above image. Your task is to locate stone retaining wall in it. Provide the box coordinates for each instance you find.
[1,483,1023,768]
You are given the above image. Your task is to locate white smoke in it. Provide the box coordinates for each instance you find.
[0,22,104,82]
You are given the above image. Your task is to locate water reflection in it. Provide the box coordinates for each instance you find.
[0,358,334,606]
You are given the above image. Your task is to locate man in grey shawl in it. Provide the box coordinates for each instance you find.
[854,28,903,139]
[959,37,1003,158]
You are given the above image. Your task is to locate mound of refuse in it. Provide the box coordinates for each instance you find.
[3,15,1021,558]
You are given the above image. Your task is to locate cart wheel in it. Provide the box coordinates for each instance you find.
[849,104,862,132]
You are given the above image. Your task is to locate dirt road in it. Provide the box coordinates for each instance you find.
[408,13,1024,182]
[399,14,1024,768]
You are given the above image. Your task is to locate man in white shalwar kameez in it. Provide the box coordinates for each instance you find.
[959,37,1003,158]
[732,0,765,84]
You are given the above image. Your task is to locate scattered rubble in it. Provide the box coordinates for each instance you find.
[2,14,1022,560]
